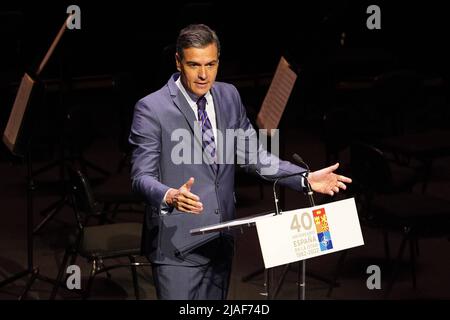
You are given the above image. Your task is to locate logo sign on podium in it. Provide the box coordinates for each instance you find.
[256,198,364,268]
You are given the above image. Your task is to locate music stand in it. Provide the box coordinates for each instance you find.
[0,14,73,299]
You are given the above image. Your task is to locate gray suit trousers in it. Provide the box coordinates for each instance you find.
[151,235,234,300]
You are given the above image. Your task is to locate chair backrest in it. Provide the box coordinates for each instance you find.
[350,143,393,194]
[66,165,98,222]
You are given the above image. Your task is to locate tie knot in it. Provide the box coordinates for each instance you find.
[197,96,207,111]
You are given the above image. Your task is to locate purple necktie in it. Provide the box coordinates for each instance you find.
[197,96,217,171]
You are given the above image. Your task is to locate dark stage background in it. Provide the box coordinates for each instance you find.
[0,1,449,301]
[1,1,449,151]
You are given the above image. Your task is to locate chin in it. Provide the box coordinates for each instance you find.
[195,90,208,96]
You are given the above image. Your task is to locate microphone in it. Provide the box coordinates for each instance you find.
[292,153,315,207]
[292,153,310,172]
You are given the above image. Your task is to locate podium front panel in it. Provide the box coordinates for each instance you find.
[256,198,364,269]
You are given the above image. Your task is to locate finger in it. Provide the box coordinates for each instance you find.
[337,181,347,190]
[182,197,203,209]
[179,202,203,214]
[338,175,352,183]
[176,193,201,209]
[183,177,195,190]
[326,163,339,173]
[181,189,201,202]
[176,204,189,213]
[332,186,340,193]
[181,203,203,214]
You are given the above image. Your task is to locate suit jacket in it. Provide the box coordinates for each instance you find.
[129,73,305,266]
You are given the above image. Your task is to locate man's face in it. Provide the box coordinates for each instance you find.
[176,43,219,97]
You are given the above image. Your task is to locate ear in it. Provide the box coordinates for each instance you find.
[175,53,181,72]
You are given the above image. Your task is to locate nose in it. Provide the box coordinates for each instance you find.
[198,66,207,80]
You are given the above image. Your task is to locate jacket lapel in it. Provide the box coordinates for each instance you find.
[168,74,217,177]
[168,75,197,133]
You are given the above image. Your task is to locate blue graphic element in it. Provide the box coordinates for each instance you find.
[317,231,333,251]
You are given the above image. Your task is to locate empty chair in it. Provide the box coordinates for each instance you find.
[50,166,149,299]
[94,168,144,223]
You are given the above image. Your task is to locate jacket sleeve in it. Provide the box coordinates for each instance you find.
[129,99,170,208]
[231,85,306,192]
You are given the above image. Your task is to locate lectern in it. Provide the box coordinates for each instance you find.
[191,198,364,299]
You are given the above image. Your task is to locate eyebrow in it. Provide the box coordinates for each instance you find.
[185,59,218,65]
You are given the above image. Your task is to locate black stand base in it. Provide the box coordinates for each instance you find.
[241,265,340,299]
[0,150,62,299]
[0,267,61,300]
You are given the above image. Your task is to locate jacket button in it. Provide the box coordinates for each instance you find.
[215,209,219,214]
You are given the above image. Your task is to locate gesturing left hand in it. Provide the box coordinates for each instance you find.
[308,163,352,196]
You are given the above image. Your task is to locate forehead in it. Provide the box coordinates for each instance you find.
[181,43,219,62]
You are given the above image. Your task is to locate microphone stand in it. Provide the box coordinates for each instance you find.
[267,154,315,300]
[292,154,316,300]
[299,176,315,300]
[271,173,312,300]
[257,169,308,300]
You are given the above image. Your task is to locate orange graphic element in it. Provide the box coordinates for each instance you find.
[313,208,329,233]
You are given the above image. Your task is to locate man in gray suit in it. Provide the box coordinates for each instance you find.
[129,24,351,300]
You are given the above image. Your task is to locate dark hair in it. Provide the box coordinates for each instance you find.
[176,24,220,60]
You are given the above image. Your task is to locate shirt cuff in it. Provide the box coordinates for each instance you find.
[160,189,172,215]
[301,172,309,193]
